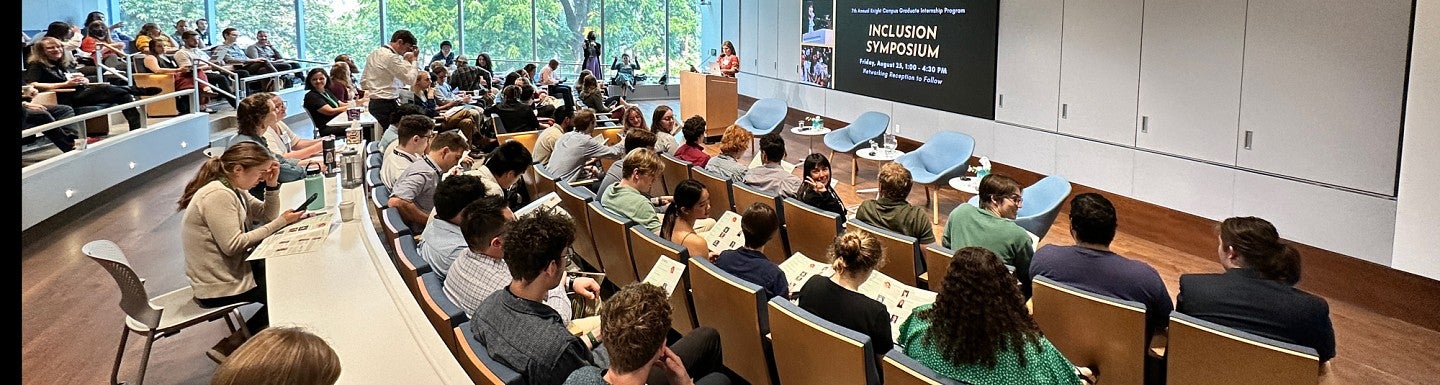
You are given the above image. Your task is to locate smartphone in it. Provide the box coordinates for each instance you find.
[295,193,318,212]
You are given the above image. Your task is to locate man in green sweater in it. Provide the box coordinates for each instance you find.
[942,173,1035,296]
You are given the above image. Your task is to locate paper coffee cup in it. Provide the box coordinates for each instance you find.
[339,201,356,222]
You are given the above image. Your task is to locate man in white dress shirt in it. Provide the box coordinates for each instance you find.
[361,30,420,139]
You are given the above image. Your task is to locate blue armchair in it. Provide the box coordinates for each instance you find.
[822,111,890,184]
[894,132,975,224]
[736,98,789,138]
[1014,175,1071,241]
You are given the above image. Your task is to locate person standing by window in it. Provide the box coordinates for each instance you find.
[581,31,602,77]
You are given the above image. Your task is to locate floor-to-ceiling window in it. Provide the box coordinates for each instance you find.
[385,0,460,66]
[302,0,379,67]
[603,0,666,83]
[103,0,723,84]
[462,0,535,73]
[215,0,298,58]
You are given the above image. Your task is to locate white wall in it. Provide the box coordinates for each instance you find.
[735,0,1430,277]
[22,0,105,31]
[1393,0,1440,280]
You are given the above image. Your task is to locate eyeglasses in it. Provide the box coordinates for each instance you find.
[1005,194,1024,203]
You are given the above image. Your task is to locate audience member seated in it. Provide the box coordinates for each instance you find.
[712,202,788,298]
[84,11,134,54]
[194,18,211,46]
[79,21,126,69]
[419,175,490,278]
[138,36,210,113]
[548,109,624,182]
[650,105,680,154]
[211,326,342,385]
[328,61,360,103]
[245,30,298,85]
[470,208,605,385]
[216,28,278,92]
[599,128,659,198]
[900,247,1090,385]
[855,162,936,244]
[174,31,237,108]
[388,131,467,232]
[170,19,188,45]
[304,68,368,137]
[21,85,79,153]
[465,140,534,198]
[794,153,845,215]
[1030,193,1171,334]
[1176,216,1336,363]
[704,125,753,181]
[619,105,648,137]
[431,40,455,68]
[444,197,602,334]
[475,53,499,90]
[742,133,802,197]
[796,230,893,365]
[673,116,711,167]
[485,85,543,133]
[661,180,712,259]
[407,70,470,118]
[380,115,435,187]
[25,37,156,136]
[376,103,429,155]
[134,23,176,55]
[228,93,314,197]
[578,73,624,114]
[537,59,573,107]
[941,173,1032,294]
[177,142,305,358]
[261,94,324,163]
[534,105,575,166]
[563,283,730,385]
[602,147,669,234]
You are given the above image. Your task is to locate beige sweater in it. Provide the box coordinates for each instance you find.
[182,181,285,299]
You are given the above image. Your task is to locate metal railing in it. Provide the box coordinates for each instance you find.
[22,63,204,154]
[232,60,330,99]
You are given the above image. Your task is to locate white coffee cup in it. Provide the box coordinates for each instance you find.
[339,201,356,222]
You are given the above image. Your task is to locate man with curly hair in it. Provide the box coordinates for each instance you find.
[564,283,730,385]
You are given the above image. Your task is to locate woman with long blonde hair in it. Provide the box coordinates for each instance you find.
[328,62,357,102]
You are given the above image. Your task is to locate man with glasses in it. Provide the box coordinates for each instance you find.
[942,172,1037,296]
[362,30,420,138]
[380,115,435,187]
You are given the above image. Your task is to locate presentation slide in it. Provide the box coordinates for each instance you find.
[799,0,998,120]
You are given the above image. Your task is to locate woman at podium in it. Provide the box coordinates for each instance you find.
[718,40,739,78]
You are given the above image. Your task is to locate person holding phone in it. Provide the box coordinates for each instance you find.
[178,141,306,361]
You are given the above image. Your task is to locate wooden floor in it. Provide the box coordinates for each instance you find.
[21,99,1439,384]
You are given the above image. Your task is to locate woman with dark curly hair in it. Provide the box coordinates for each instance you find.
[899,247,1089,385]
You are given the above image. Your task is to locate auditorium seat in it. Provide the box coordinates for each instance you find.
[780,197,844,260]
[689,257,775,385]
[729,182,788,264]
[920,244,954,290]
[393,234,432,294]
[418,271,467,354]
[882,350,965,385]
[380,206,411,242]
[1165,313,1321,385]
[556,182,601,271]
[767,297,878,385]
[846,220,922,287]
[626,227,697,333]
[371,184,391,211]
[586,201,639,287]
[454,321,524,385]
[532,161,560,200]
[690,167,736,220]
[1031,276,1148,385]
[659,152,692,195]
[497,131,540,153]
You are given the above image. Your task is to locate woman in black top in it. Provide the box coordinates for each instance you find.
[301,68,366,137]
[483,85,540,133]
[1176,216,1336,363]
[795,153,846,215]
[24,37,157,135]
[797,230,893,358]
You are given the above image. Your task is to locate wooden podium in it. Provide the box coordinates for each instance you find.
[680,72,738,138]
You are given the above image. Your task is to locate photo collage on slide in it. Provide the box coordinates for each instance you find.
[801,1,836,88]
